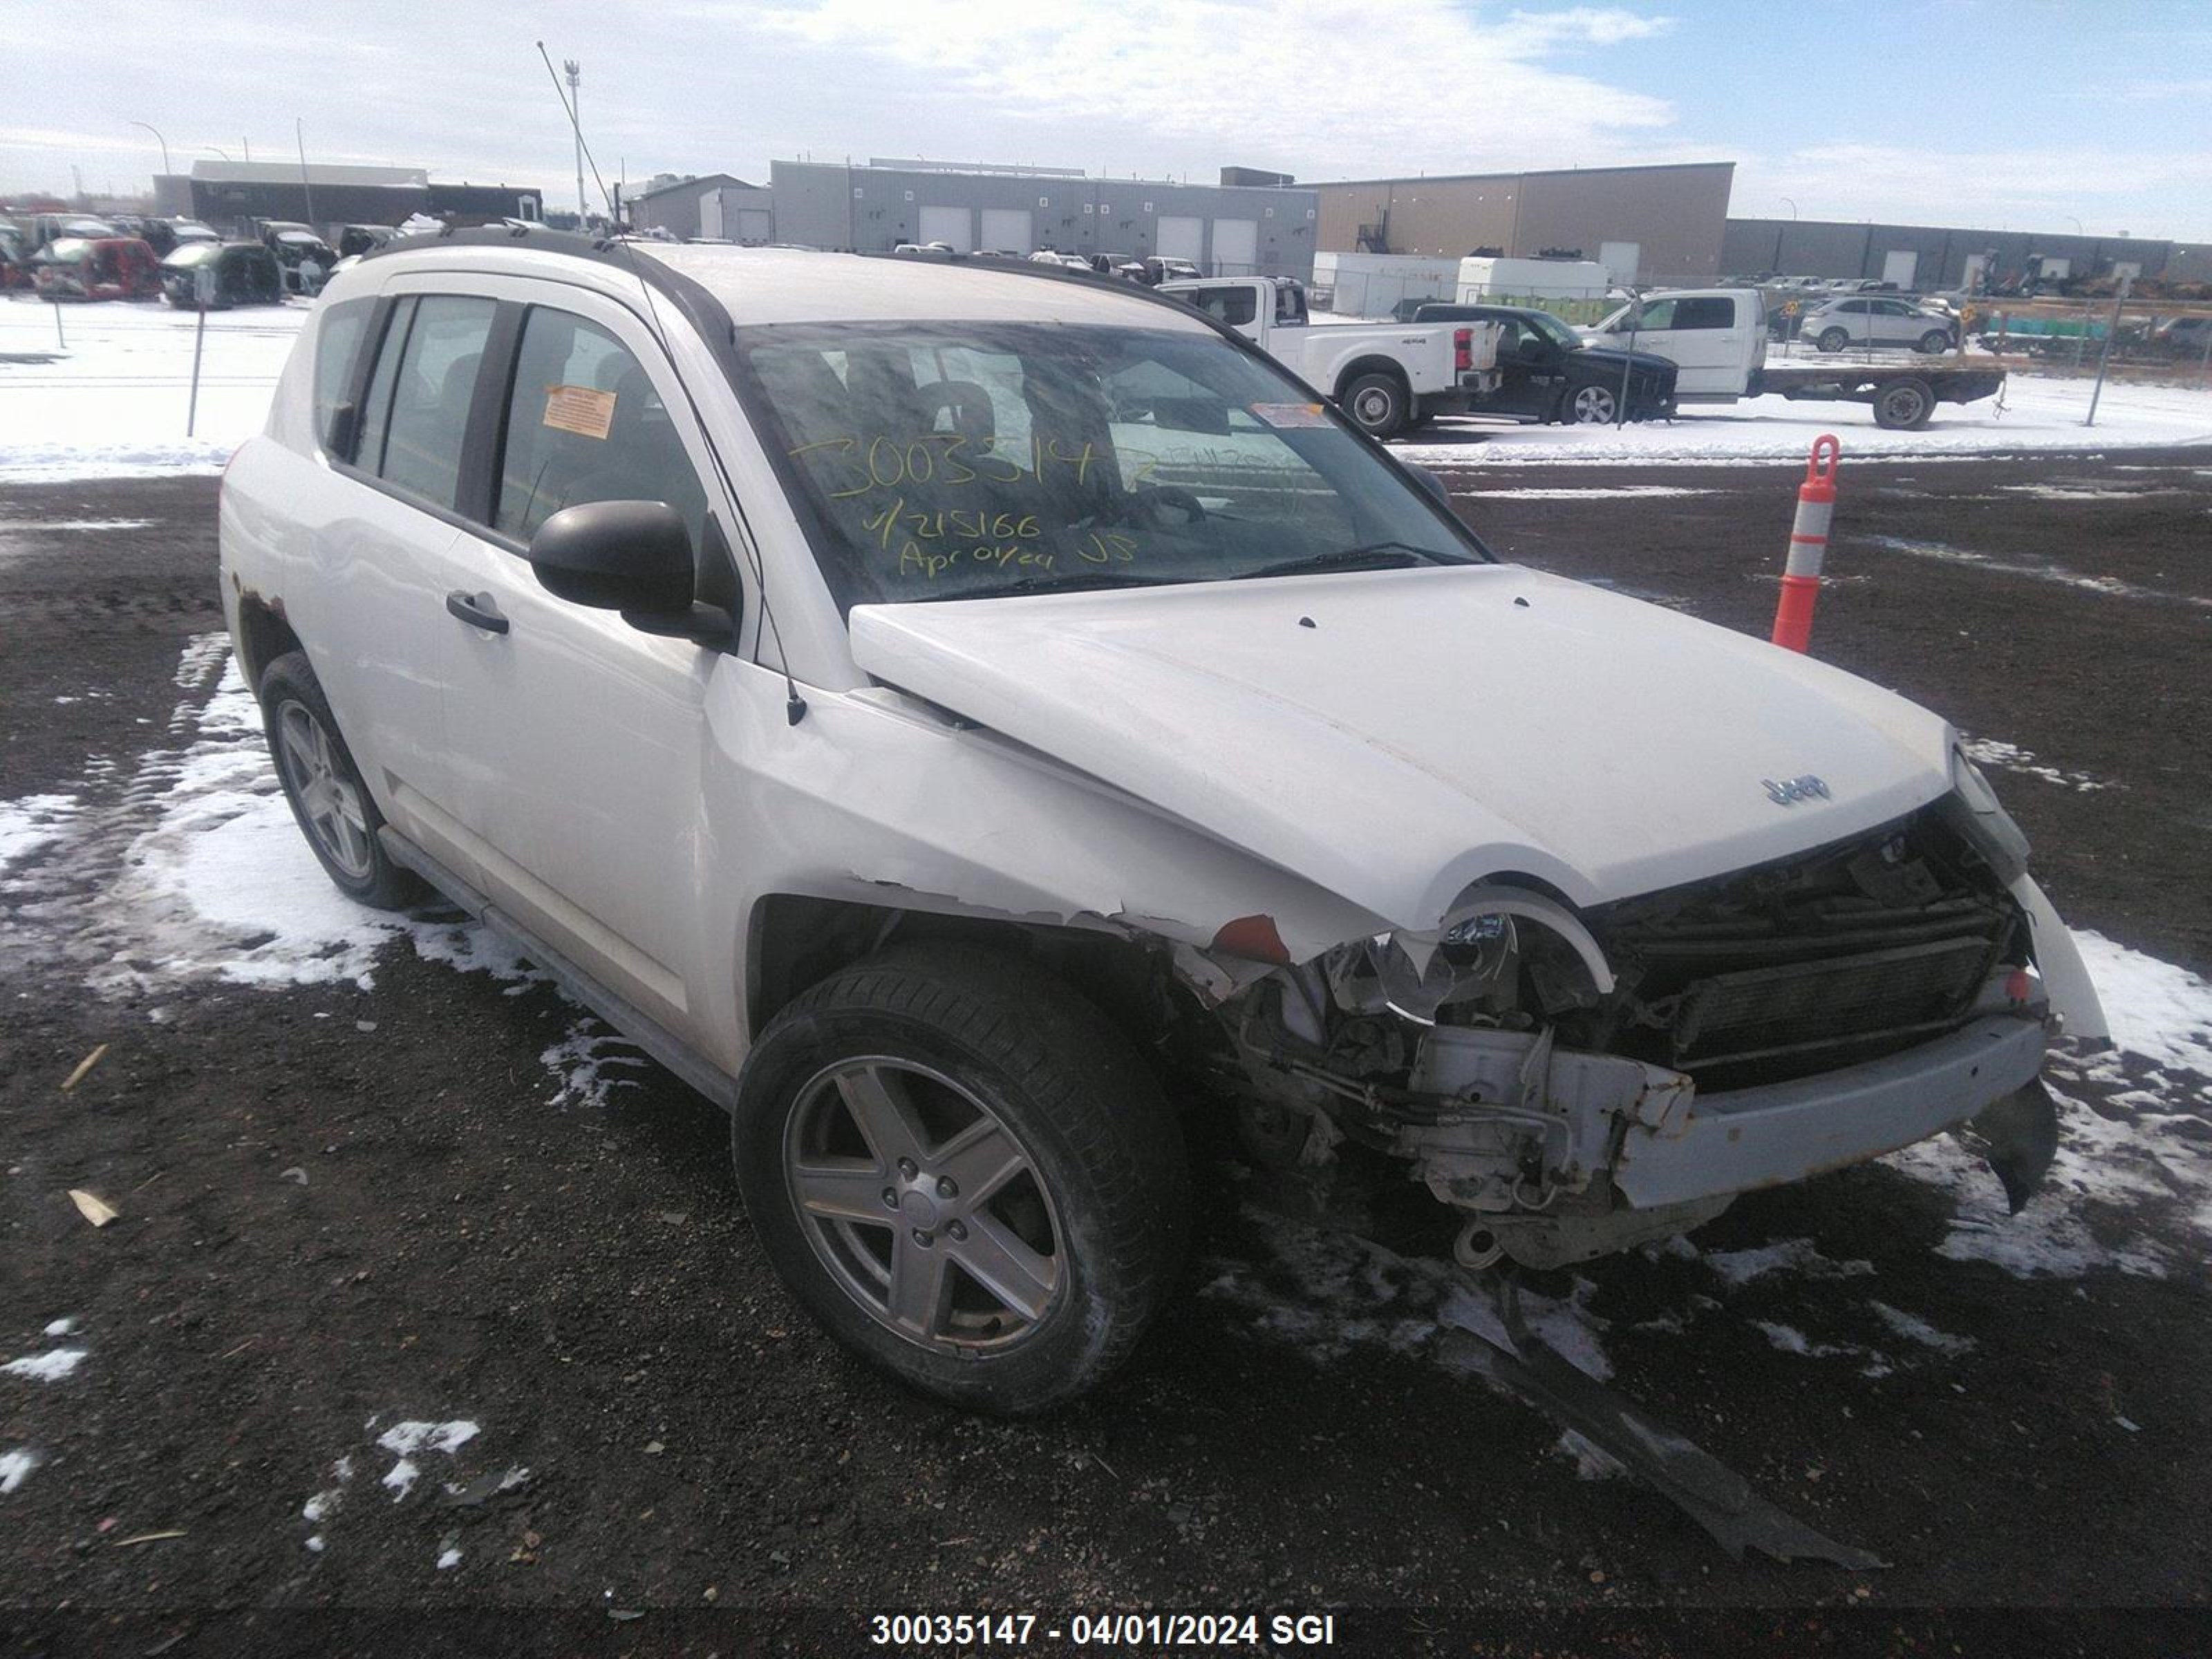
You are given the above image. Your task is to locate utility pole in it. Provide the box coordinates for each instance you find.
[295,118,317,230]
[565,59,585,225]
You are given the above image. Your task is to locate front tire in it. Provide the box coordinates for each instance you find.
[1916,330,1951,355]
[1816,328,1850,353]
[259,651,424,910]
[1568,382,1619,424]
[1339,371,1409,439]
[733,944,1190,1414]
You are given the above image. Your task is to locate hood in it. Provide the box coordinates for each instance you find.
[1571,344,1679,376]
[846,565,1956,935]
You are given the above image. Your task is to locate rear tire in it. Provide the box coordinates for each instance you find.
[733,944,1190,1414]
[1339,371,1408,439]
[259,651,424,910]
[1872,377,1936,430]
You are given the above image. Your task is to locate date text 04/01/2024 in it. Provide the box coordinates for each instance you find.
[869,1611,1339,1647]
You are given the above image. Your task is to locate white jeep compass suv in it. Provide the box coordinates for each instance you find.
[220,230,2104,1412]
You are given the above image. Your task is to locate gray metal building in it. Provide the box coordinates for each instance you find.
[1312,162,1737,285]
[766,159,1320,279]
[627,173,774,242]
[1723,218,2212,290]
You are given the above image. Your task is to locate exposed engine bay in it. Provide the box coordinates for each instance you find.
[1212,805,2052,1270]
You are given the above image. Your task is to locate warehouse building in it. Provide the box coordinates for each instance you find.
[1313,162,1736,285]
[1722,217,2212,290]
[767,158,1320,279]
[151,161,541,236]
[627,172,774,242]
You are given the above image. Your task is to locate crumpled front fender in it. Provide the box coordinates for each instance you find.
[2008,874,2108,1042]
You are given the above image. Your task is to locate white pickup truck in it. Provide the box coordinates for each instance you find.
[1581,289,2005,429]
[1161,275,1501,438]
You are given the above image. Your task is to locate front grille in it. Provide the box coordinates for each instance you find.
[1667,934,1999,1069]
[1559,808,2023,1087]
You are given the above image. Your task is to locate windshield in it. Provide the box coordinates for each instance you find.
[1525,311,1583,350]
[734,320,1485,608]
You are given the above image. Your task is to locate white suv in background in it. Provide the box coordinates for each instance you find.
[220,232,2103,1413]
[1801,295,1960,354]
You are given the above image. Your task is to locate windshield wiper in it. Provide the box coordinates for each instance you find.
[1238,542,1456,581]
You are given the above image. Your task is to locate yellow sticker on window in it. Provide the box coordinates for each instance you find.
[542,384,617,440]
[1250,401,1329,429]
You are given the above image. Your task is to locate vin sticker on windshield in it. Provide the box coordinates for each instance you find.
[1250,402,1329,429]
[543,384,617,440]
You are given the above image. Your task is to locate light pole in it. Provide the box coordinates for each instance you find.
[203,147,232,162]
[129,120,171,180]
[565,59,585,225]
[2063,216,2083,236]
[1781,197,1798,220]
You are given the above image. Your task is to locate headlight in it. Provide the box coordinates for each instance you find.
[1947,745,2031,885]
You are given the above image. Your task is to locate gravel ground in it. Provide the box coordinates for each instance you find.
[2,451,2208,1648]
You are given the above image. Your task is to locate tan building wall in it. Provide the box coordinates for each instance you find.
[1314,162,1735,283]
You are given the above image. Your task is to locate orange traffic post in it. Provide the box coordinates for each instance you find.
[1772,434,1840,653]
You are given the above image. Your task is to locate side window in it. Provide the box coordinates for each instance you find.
[1671,297,1737,329]
[1273,283,1307,326]
[312,297,375,454]
[493,308,709,548]
[1631,299,1677,330]
[1192,287,1257,328]
[365,295,496,511]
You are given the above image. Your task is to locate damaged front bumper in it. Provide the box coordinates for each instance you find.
[1609,1012,2045,1209]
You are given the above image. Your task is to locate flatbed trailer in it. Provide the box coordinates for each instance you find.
[1748,360,2006,430]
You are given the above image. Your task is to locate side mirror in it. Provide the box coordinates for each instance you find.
[1406,465,1452,511]
[527,500,731,645]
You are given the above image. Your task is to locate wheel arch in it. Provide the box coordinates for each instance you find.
[234,591,305,699]
[1331,355,1412,404]
[744,894,1214,1078]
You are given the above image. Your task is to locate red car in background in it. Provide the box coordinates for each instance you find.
[30,236,162,301]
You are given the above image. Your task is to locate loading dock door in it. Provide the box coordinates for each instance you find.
[919,206,973,251]
[1882,250,1918,289]
[1599,241,1640,284]
[1210,218,1258,274]
[980,207,1034,254]
[1156,216,1204,264]
[734,207,772,243]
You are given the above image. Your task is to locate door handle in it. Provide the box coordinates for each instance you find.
[445,590,509,635]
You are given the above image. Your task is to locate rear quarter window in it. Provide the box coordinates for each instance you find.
[311,298,375,454]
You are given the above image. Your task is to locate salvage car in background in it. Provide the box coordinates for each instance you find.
[221,234,2103,1413]
[260,222,337,294]
[30,236,161,301]
[159,240,285,310]
[1413,302,1676,423]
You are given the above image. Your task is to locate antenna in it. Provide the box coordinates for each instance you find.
[534,41,808,725]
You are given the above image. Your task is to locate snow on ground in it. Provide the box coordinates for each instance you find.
[0,295,306,482]
[0,635,633,1112]
[2,1349,86,1382]
[1400,371,2212,468]
[0,1450,39,1494]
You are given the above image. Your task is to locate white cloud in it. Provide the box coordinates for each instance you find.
[751,0,1678,177]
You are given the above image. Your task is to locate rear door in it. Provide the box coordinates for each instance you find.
[311,284,501,862]
[432,280,743,1038]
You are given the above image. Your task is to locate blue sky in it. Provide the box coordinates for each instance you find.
[8,1,2209,241]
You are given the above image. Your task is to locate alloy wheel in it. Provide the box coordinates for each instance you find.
[276,701,374,879]
[783,1058,1065,1353]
